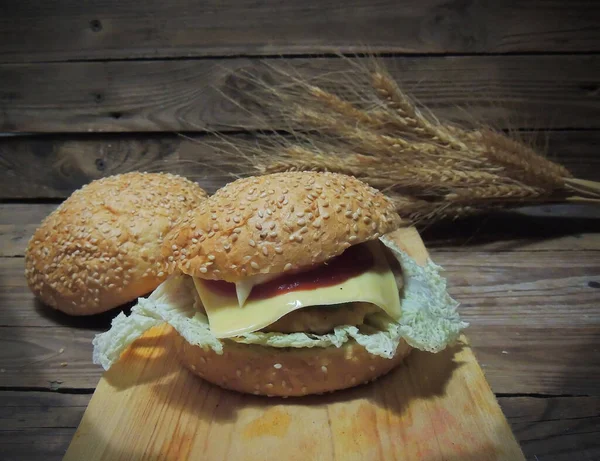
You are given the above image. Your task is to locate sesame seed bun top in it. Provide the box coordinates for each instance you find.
[25,172,208,315]
[163,171,402,282]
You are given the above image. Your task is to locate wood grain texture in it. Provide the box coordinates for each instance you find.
[0,324,101,389]
[0,391,90,461]
[1,129,599,200]
[1,55,599,133]
[1,0,599,63]
[63,326,525,461]
[0,391,90,429]
[0,428,76,461]
[499,396,600,461]
[434,250,600,328]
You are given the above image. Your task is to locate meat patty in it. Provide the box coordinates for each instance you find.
[263,302,380,334]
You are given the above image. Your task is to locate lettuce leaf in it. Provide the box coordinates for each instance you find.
[380,235,468,353]
[93,240,467,370]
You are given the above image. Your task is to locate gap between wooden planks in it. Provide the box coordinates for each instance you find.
[63,325,525,461]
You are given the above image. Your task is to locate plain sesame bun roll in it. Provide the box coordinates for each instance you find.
[93,172,467,397]
[25,172,208,315]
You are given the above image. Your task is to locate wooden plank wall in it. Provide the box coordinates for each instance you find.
[1,1,599,460]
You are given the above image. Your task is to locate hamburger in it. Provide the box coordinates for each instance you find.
[93,172,466,396]
[25,172,208,315]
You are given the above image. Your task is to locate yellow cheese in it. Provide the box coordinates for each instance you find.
[193,241,401,338]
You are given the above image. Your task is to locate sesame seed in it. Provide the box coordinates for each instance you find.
[236,369,242,377]
[171,244,178,250]
[266,383,274,389]
[274,247,283,254]
[345,210,353,218]
[255,222,263,230]
[273,363,282,369]
[349,235,358,242]
[248,239,256,247]
[297,218,306,226]
[199,267,208,273]
[157,271,164,277]
[262,246,269,256]
[207,254,216,261]
[284,263,293,271]
[321,366,328,373]
[250,261,260,270]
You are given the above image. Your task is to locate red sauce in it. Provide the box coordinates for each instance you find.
[204,244,374,301]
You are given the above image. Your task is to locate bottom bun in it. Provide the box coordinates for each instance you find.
[174,333,412,397]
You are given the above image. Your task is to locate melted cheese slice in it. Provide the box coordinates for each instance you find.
[235,273,279,307]
[193,241,401,338]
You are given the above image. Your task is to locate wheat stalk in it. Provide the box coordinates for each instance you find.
[184,59,598,224]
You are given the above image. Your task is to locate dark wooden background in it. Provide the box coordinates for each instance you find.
[1,1,599,460]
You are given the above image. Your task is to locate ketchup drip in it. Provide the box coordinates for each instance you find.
[204,244,374,301]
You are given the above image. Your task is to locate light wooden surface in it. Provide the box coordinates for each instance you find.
[2,56,599,132]
[64,325,524,461]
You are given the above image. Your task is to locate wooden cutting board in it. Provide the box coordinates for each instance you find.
[64,325,524,461]
[64,228,524,460]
